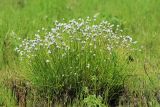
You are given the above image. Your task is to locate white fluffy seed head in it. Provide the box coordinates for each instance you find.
[15,17,139,60]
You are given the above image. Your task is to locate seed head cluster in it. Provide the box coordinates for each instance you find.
[15,17,138,60]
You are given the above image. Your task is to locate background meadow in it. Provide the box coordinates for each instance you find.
[0,0,160,107]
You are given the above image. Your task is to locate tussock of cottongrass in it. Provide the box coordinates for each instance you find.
[14,17,140,105]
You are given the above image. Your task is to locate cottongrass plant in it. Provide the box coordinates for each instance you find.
[15,17,138,106]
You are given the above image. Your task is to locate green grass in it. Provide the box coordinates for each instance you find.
[0,0,160,106]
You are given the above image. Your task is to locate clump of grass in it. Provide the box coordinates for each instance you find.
[0,81,16,107]
[15,17,139,105]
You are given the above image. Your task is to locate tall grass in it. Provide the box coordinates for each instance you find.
[14,17,139,106]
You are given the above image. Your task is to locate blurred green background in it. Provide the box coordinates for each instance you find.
[0,0,160,106]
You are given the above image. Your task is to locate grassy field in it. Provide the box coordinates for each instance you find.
[0,0,160,106]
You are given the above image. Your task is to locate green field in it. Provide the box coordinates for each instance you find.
[0,0,160,106]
